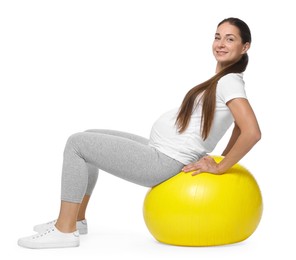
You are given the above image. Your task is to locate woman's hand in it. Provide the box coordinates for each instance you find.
[182,156,221,176]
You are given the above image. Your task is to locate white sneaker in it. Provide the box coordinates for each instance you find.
[33,219,88,235]
[18,226,79,249]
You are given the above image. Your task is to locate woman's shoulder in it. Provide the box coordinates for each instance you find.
[218,73,244,85]
[216,72,247,101]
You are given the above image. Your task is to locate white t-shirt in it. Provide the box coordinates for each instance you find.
[149,73,247,165]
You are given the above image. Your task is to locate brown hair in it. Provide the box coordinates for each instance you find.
[175,18,251,140]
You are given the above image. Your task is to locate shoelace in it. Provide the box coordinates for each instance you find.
[32,228,55,239]
[45,220,56,225]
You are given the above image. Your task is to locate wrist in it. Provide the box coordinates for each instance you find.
[216,163,225,175]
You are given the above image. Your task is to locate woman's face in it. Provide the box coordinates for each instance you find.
[212,22,250,70]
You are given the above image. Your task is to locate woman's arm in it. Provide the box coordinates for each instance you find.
[216,98,261,173]
[183,98,261,175]
[221,122,241,156]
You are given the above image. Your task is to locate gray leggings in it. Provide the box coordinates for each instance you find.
[61,129,184,203]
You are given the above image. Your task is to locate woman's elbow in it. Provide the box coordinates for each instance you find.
[242,127,261,145]
[252,128,262,144]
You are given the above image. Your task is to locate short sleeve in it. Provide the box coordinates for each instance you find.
[217,73,247,104]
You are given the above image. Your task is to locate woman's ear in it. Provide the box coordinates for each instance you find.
[241,42,251,54]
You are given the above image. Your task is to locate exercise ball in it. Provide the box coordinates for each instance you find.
[143,156,263,246]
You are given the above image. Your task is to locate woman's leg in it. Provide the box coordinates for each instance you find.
[18,130,183,248]
[57,131,183,231]
[78,130,149,219]
[61,130,182,201]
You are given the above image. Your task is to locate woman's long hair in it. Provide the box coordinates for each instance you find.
[175,18,252,140]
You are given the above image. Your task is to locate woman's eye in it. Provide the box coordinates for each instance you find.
[227,38,234,42]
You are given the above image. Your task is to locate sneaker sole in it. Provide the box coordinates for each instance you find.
[18,240,80,249]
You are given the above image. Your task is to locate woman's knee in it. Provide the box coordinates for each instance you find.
[64,132,86,152]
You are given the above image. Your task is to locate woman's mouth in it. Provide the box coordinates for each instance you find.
[216,51,228,56]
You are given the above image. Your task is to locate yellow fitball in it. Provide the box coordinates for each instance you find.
[143,156,263,246]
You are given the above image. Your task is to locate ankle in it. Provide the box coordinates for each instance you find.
[55,222,76,233]
[77,216,86,222]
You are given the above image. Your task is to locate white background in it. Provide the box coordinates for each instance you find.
[1,0,295,259]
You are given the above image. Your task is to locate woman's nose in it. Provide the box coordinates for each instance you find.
[218,39,225,48]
